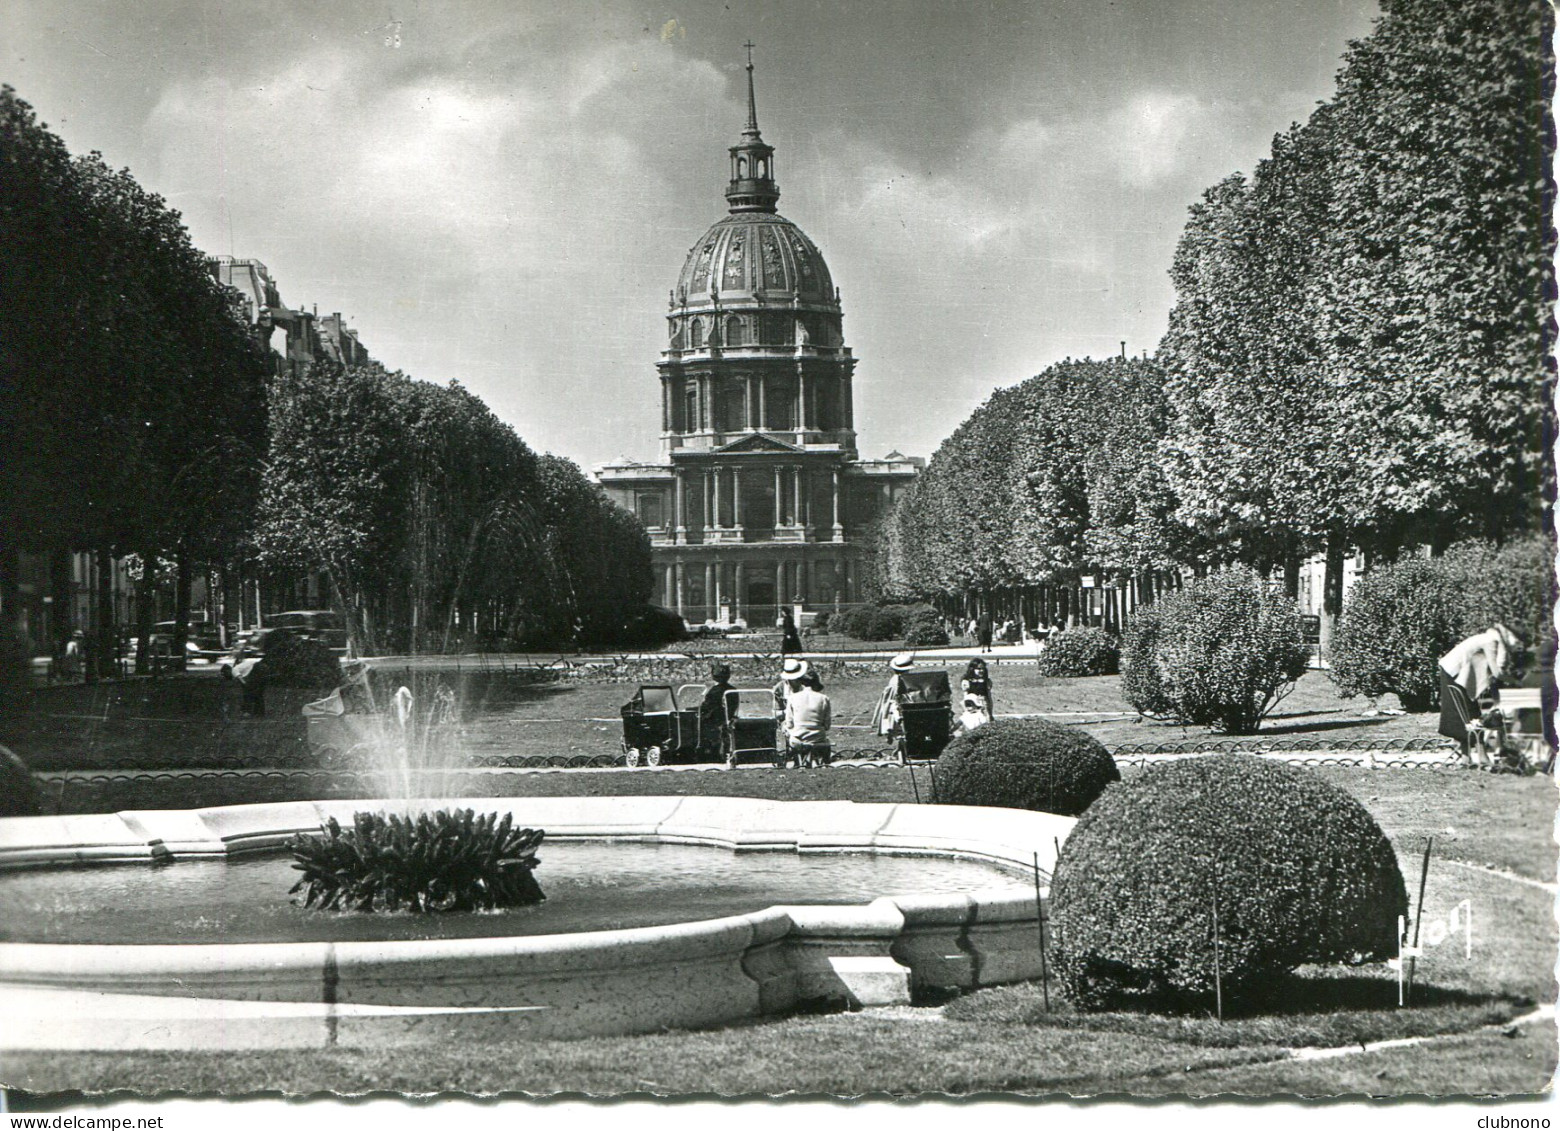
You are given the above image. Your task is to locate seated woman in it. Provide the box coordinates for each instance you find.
[960,657,994,720]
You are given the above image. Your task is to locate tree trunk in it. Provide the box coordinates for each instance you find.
[95,546,115,680]
[172,551,192,672]
[135,548,157,677]
[1282,551,1301,601]
[1319,532,1348,661]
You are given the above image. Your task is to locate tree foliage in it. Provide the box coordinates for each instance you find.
[883,357,1189,596]
[1159,0,1555,567]
[256,364,651,651]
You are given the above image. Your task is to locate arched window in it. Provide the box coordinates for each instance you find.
[726,315,743,346]
[690,318,704,349]
[736,156,747,177]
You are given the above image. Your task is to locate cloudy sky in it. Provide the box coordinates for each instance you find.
[7,0,1379,470]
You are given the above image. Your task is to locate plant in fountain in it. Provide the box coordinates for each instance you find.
[289,809,545,912]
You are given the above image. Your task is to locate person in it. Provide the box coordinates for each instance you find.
[961,657,995,720]
[699,662,736,757]
[1437,624,1521,764]
[779,607,803,656]
[958,693,991,733]
[773,655,808,722]
[229,648,269,717]
[783,665,832,768]
[62,630,83,683]
[871,652,917,738]
[976,611,993,653]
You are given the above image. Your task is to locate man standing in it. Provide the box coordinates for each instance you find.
[783,666,832,768]
[977,611,994,653]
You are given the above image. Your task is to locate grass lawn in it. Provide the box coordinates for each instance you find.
[5,666,1444,776]
[3,761,1553,1098]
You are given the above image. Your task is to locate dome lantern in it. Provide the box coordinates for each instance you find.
[725,43,780,214]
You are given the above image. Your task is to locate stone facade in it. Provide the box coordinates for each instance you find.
[597,56,920,627]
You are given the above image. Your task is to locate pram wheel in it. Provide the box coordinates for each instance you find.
[624,746,641,768]
[645,745,662,767]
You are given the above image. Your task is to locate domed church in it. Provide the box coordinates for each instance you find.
[597,49,921,627]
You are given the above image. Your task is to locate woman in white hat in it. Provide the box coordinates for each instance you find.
[772,656,810,722]
[871,653,916,737]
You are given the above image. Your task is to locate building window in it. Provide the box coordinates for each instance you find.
[637,493,664,528]
[690,318,704,349]
[726,316,743,346]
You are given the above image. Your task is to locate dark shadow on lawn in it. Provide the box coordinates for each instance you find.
[945,973,1533,1050]
[1255,717,1395,737]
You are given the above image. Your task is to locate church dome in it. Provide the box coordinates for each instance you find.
[676,213,836,307]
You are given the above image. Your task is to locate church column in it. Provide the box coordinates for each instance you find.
[758,375,769,430]
[734,562,746,622]
[660,378,670,433]
[713,559,724,615]
[773,465,784,526]
[799,368,810,431]
[662,564,674,606]
[705,468,715,528]
[831,468,843,541]
[674,471,687,542]
[732,467,744,528]
[792,467,804,532]
[744,375,755,430]
[674,561,685,615]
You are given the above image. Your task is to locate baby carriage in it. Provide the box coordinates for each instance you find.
[889,670,955,764]
[620,683,743,767]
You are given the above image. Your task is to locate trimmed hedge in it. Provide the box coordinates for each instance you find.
[1049,754,1407,1012]
[1327,558,1465,711]
[932,718,1119,816]
[1038,626,1119,677]
[837,603,907,642]
[263,633,342,689]
[1120,567,1308,734]
[902,604,950,647]
[1330,537,1558,710]
[1119,604,1175,718]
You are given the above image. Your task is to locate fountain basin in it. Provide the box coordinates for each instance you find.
[0,796,1074,1050]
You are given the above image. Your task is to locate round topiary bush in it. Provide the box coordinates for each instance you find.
[1124,567,1308,734]
[1038,626,1119,677]
[838,603,908,642]
[1119,604,1176,718]
[902,603,950,647]
[1328,557,1465,711]
[1050,754,1407,1012]
[932,718,1120,816]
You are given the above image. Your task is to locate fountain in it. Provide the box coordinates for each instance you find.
[0,678,1075,1051]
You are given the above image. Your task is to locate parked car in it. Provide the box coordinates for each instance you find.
[149,621,225,662]
[264,610,349,654]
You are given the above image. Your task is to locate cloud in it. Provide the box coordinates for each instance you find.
[1105,90,1208,184]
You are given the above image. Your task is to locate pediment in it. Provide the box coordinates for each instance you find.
[715,434,801,454]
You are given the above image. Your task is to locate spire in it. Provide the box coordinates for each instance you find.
[743,41,760,139]
[726,42,779,213]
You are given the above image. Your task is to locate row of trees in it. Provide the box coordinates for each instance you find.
[0,85,655,675]
[883,0,1554,628]
[258,363,651,653]
[0,85,272,675]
